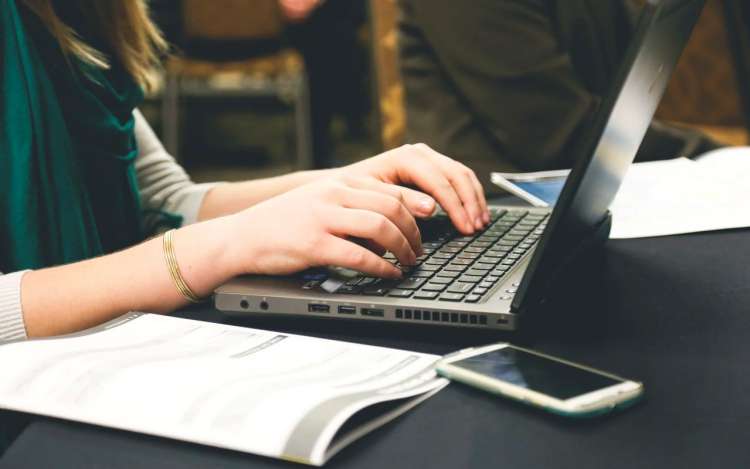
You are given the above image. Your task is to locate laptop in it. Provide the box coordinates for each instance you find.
[215,0,706,330]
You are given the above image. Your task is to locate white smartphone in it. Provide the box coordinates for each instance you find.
[437,343,643,417]
[491,170,569,207]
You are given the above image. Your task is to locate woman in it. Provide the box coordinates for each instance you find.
[0,0,489,343]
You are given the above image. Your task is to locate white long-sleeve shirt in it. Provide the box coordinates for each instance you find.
[0,110,218,344]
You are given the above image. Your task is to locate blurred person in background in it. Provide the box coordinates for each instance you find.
[282,0,370,168]
[399,0,719,190]
[0,0,489,343]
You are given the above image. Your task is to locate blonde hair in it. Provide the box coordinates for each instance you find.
[22,0,168,92]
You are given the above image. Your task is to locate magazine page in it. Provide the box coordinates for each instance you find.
[0,314,447,466]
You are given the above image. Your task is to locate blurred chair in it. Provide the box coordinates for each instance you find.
[161,0,313,168]
[656,0,750,146]
[368,0,406,151]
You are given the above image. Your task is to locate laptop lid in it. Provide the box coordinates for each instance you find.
[512,0,706,315]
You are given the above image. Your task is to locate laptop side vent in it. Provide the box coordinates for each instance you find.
[395,309,487,326]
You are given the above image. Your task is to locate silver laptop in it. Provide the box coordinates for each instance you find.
[215,0,705,330]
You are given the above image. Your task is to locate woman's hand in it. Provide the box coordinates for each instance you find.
[336,143,489,235]
[226,176,424,279]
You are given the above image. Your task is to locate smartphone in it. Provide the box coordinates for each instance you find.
[437,343,643,417]
[491,170,569,207]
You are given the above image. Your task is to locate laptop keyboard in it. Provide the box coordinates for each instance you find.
[329,208,549,304]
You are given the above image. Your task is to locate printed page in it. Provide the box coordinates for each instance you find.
[492,157,750,239]
[0,314,447,465]
[610,157,750,238]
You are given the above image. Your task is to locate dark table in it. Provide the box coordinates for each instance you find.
[2,230,749,468]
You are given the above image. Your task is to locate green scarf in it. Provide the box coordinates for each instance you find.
[0,0,145,272]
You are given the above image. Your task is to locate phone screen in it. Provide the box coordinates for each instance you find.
[512,177,566,206]
[451,347,623,400]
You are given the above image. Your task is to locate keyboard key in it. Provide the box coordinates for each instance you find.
[446,241,469,248]
[465,294,481,303]
[397,278,427,290]
[479,280,495,288]
[457,252,481,260]
[444,264,468,272]
[362,287,389,296]
[481,253,503,260]
[473,287,488,295]
[414,291,439,300]
[447,282,474,294]
[388,289,413,298]
[439,293,465,302]
[430,276,453,285]
[410,268,435,278]
[435,270,460,278]
[451,258,473,265]
[425,258,448,266]
[458,275,483,283]
[432,252,454,260]
[465,268,491,277]
[464,247,484,254]
[422,283,447,292]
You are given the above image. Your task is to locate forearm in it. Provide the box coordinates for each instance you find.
[21,216,239,338]
[197,169,336,220]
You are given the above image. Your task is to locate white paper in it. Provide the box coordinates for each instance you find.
[492,151,750,239]
[0,314,447,466]
[610,154,750,238]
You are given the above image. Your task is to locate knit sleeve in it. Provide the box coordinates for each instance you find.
[0,270,29,344]
[133,109,222,233]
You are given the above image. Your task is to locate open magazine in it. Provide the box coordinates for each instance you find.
[0,314,447,466]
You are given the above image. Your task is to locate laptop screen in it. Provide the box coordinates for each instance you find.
[513,0,707,316]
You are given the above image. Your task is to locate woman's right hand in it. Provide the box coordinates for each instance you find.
[224,176,424,279]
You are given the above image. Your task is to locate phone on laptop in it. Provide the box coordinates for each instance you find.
[437,343,643,417]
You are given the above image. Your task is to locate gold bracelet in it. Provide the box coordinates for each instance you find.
[163,229,202,303]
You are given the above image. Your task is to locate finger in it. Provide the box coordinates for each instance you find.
[344,176,437,218]
[328,208,417,266]
[318,236,402,278]
[467,169,490,224]
[449,168,485,230]
[339,187,422,256]
[394,146,474,234]
[362,239,387,257]
[414,144,486,230]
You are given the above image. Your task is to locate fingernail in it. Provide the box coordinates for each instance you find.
[475,217,483,230]
[483,211,490,224]
[418,197,435,215]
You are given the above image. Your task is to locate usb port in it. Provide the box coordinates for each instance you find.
[308,303,330,313]
[338,305,356,315]
[360,308,384,317]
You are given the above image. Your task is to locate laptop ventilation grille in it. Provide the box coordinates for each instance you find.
[395,309,487,326]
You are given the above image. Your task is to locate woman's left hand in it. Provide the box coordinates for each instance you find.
[335,143,489,235]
